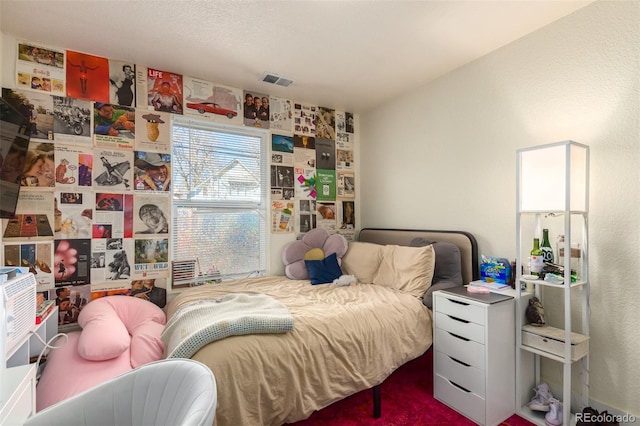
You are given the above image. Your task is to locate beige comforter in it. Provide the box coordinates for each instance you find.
[165,276,433,426]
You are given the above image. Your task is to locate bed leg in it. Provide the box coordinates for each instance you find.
[372,385,381,418]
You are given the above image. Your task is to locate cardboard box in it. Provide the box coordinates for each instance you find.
[521,324,589,361]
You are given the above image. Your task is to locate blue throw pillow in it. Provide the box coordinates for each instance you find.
[305,252,343,285]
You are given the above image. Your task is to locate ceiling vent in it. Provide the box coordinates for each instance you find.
[261,72,294,87]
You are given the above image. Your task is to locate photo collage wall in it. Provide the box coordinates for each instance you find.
[1,39,357,329]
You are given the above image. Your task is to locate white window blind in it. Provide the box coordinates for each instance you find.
[171,118,268,282]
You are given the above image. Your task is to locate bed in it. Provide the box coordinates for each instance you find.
[163,228,478,426]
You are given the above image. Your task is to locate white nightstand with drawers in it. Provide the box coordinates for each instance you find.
[433,287,515,426]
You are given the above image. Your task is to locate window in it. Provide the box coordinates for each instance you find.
[171,117,269,284]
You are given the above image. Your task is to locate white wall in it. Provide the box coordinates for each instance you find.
[361,1,639,414]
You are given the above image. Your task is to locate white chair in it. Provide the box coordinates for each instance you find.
[25,359,217,426]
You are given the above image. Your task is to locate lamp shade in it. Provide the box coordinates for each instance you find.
[517,141,589,212]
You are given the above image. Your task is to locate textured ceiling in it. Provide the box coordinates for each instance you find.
[1,0,593,113]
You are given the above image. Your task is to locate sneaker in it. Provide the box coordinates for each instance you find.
[545,398,563,426]
[528,382,554,412]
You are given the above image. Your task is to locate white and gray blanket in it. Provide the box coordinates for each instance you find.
[161,293,294,359]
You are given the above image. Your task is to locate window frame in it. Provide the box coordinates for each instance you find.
[169,116,270,289]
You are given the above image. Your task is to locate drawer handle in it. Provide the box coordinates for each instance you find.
[449,356,470,367]
[448,332,470,342]
[449,299,470,306]
[449,379,471,393]
[447,315,469,324]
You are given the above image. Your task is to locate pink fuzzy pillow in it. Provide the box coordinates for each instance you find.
[282,228,349,280]
[77,296,166,363]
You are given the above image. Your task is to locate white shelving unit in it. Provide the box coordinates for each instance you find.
[2,306,58,424]
[7,306,58,368]
[0,363,36,425]
[515,141,590,426]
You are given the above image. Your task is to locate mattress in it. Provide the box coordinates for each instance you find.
[164,275,432,426]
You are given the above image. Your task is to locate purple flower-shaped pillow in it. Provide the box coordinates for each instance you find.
[282,228,349,280]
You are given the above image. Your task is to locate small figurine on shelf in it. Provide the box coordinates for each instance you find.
[526,296,546,326]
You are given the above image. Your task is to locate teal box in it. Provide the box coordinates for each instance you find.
[480,258,511,284]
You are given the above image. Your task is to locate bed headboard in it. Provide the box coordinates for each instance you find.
[357,228,479,285]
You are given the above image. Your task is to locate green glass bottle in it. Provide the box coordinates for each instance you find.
[541,228,554,264]
[530,238,544,277]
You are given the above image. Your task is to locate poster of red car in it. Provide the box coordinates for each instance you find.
[183,76,242,125]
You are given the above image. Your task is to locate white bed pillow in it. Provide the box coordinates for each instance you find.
[340,241,383,283]
[372,244,436,297]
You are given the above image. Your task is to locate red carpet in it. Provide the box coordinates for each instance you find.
[290,349,534,426]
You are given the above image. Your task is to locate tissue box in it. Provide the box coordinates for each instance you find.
[480,258,511,284]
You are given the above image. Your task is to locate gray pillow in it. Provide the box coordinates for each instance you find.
[410,238,463,309]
